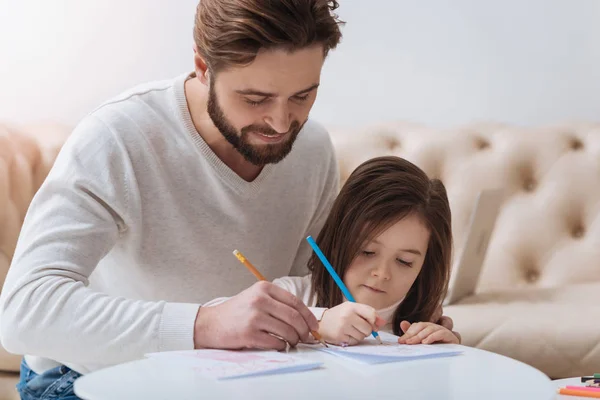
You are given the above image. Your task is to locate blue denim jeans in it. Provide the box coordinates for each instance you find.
[17,358,82,400]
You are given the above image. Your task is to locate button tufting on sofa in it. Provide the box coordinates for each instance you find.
[523,178,537,192]
[569,137,584,151]
[474,137,490,150]
[571,223,585,239]
[524,268,540,284]
[383,136,400,151]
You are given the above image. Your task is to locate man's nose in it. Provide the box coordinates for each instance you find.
[264,102,292,134]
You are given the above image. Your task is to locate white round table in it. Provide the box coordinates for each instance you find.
[74,344,554,400]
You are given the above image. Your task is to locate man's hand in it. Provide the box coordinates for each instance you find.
[193,281,319,351]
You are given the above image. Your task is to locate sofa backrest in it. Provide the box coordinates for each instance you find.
[0,123,70,289]
[329,121,600,292]
[2,121,599,294]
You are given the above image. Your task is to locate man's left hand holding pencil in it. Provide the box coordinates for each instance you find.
[194,275,321,351]
[232,250,327,348]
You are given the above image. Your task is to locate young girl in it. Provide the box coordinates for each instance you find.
[272,155,459,346]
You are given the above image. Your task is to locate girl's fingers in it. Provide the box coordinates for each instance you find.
[422,328,458,344]
[347,336,360,346]
[399,320,411,334]
[345,326,367,344]
[421,329,446,344]
[350,313,374,337]
[398,320,412,342]
[452,330,462,344]
[406,325,439,344]
[398,322,426,343]
[350,303,379,326]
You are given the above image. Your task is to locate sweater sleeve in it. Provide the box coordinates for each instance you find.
[0,116,199,366]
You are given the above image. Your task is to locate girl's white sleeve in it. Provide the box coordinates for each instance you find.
[271,275,328,320]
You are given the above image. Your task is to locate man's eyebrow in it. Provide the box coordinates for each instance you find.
[235,89,276,97]
[235,83,320,97]
[292,83,320,96]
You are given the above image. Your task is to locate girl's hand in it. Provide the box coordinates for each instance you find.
[319,302,386,346]
[430,304,454,332]
[398,321,460,345]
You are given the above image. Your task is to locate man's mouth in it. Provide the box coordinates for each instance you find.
[253,131,286,142]
[257,132,284,137]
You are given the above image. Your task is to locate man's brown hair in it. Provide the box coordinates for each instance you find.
[308,156,453,336]
[193,0,344,73]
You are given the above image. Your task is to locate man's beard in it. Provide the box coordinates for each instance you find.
[207,81,305,166]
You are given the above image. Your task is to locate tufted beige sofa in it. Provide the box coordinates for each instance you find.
[0,123,71,376]
[1,120,599,381]
[329,121,600,379]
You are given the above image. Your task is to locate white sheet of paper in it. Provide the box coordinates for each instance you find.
[317,332,463,364]
[145,349,323,380]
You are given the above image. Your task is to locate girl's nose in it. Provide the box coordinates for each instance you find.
[371,262,391,280]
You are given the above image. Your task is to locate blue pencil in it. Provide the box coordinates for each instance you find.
[306,236,382,344]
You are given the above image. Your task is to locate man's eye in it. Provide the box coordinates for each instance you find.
[293,94,309,102]
[244,98,267,106]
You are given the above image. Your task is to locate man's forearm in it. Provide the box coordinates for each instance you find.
[0,277,199,365]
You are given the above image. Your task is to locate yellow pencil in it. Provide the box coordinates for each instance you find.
[232,250,328,348]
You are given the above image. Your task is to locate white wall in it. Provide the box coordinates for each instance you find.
[1,0,599,129]
[0,0,199,126]
[316,0,600,128]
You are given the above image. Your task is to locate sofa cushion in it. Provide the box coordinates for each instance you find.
[445,282,600,378]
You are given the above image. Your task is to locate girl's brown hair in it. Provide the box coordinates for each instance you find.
[194,0,344,73]
[308,156,453,335]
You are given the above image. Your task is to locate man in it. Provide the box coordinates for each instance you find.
[1,1,453,398]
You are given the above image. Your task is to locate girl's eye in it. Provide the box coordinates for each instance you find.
[362,251,375,257]
[397,259,413,268]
